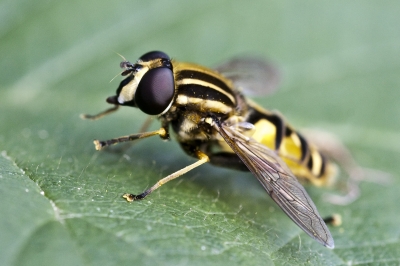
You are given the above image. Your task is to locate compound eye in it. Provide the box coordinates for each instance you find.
[135,67,175,115]
[139,51,170,61]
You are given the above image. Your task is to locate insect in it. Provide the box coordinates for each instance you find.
[82,51,335,248]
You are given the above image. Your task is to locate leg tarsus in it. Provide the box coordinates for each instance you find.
[324,166,393,205]
[303,129,368,205]
[123,151,210,202]
[81,105,119,120]
[324,179,360,205]
[323,214,342,227]
[94,140,106,150]
[122,193,147,202]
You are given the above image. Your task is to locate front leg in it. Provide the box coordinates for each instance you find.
[94,127,169,150]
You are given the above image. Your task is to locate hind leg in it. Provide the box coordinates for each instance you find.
[302,129,391,205]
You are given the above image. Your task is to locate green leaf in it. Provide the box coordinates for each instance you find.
[1,0,400,265]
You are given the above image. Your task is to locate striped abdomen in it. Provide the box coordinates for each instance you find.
[247,103,336,186]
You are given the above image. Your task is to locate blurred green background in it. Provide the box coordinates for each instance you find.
[1,1,399,265]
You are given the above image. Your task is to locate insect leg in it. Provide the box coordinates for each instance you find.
[138,116,154,133]
[106,116,156,152]
[93,128,168,150]
[302,130,365,205]
[208,152,249,171]
[323,214,342,227]
[271,127,363,205]
[123,151,210,202]
[80,105,120,120]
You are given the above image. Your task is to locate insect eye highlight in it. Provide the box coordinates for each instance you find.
[135,67,175,115]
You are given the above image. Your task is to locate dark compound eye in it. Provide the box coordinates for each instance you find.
[135,67,175,115]
[139,51,170,62]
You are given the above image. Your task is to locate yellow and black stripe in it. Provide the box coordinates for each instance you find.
[172,62,237,115]
[246,102,336,187]
[168,61,335,186]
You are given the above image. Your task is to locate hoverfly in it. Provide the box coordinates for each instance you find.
[82,51,335,248]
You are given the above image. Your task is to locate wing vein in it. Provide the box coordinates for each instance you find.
[213,119,334,248]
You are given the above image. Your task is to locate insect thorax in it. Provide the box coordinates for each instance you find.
[164,62,245,142]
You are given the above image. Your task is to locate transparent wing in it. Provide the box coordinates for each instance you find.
[214,120,334,248]
[214,57,280,96]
